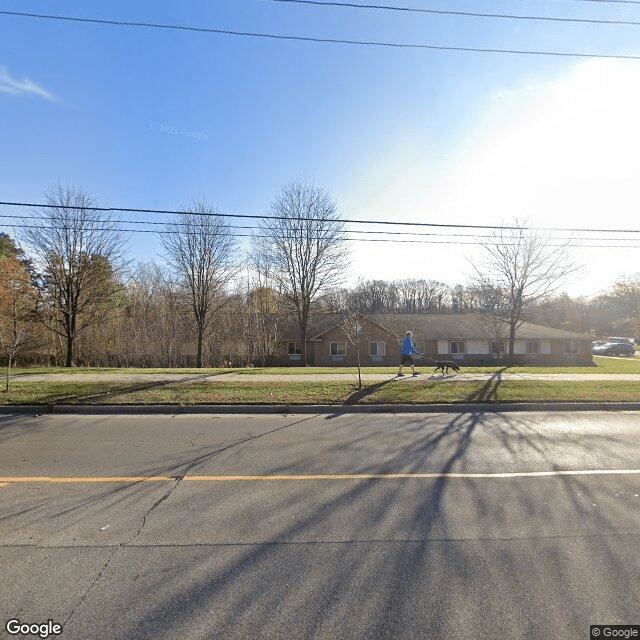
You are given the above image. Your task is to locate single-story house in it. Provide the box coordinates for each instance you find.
[274,313,594,366]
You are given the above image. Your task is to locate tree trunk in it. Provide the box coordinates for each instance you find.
[5,354,12,392]
[65,334,74,367]
[508,323,516,355]
[197,321,204,368]
[301,326,308,366]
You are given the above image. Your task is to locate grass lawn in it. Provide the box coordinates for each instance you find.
[1,378,639,406]
[364,380,640,404]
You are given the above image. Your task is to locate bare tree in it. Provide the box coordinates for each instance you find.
[254,179,349,365]
[470,220,581,354]
[340,311,364,389]
[244,248,290,366]
[353,279,397,313]
[609,274,640,338]
[22,184,128,367]
[161,201,238,367]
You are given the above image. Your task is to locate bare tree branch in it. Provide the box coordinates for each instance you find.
[254,179,349,365]
[21,184,128,366]
[470,219,583,354]
[161,200,238,367]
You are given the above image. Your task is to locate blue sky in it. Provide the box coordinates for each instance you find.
[2,0,640,297]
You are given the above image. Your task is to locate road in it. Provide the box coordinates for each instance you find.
[1,410,639,640]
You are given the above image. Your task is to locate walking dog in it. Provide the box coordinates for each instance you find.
[433,360,461,375]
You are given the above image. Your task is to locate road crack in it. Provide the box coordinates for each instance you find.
[61,414,318,628]
[62,475,182,629]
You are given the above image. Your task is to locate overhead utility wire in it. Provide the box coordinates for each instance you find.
[272,0,640,27]
[3,201,640,235]
[1,9,639,59]
[4,223,640,248]
[3,212,640,243]
[3,203,640,236]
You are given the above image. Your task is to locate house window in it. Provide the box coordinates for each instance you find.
[369,342,386,357]
[330,342,346,356]
[288,342,302,355]
[526,341,540,354]
[490,341,505,354]
[564,341,580,354]
[413,340,425,354]
[450,340,466,354]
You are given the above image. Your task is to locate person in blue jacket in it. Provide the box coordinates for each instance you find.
[398,330,420,376]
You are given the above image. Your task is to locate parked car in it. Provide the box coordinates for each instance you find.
[592,341,636,356]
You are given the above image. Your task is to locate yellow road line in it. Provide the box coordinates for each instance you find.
[0,482,10,488]
[1,469,640,484]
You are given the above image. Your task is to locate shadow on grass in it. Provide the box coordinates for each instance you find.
[342,378,398,405]
[464,368,508,402]
[11,373,224,406]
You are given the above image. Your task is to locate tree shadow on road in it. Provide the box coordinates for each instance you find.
[93,409,640,640]
[5,408,638,639]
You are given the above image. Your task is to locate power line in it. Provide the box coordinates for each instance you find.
[3,212,640,243]
[5,222,640,248]
[272,0,640,27]
[3,201,640,235]
[2,9,640,59]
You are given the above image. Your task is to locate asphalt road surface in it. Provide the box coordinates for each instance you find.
[1,410,639,640]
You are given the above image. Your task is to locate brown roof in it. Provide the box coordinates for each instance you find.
[285,313,592,341]
[367,313,592,341]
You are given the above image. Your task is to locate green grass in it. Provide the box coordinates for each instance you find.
[9,366,233,376]
[365,380,640,404]
[0,381,141,405]
[2,377,639,406]
[0,381,356,406]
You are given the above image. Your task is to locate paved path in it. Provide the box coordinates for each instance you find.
[11,371,640,382]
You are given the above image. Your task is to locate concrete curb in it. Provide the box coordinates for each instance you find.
[2,402,640,415]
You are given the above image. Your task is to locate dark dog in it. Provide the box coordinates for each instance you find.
[433,361,461,375]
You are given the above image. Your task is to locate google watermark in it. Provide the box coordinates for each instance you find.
[5,619,63,638]
[148,121,208,142]
[591,626,640,639]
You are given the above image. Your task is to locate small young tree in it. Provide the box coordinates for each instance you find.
[340,312,364,389]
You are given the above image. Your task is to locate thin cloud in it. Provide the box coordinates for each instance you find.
[0,66,56,101]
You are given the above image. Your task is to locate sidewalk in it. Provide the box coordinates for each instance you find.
[11,371,640,383]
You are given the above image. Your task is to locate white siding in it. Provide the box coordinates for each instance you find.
[467,340,488,354]
[513,339,551,355]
